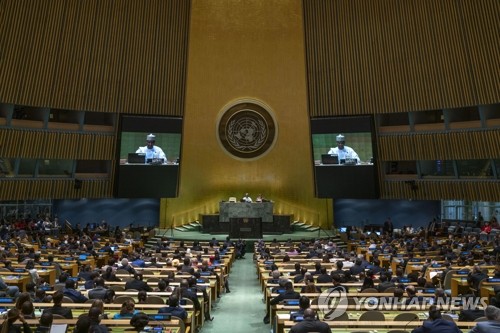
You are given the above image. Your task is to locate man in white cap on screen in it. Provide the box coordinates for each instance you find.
[136,133,167,163]
[327,134,360,164]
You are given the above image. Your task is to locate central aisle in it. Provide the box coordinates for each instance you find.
[202,255,268,332]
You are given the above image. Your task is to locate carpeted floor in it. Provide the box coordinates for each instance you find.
[200,255,268,333]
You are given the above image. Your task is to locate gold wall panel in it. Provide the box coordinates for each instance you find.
[0,179,112,201]
[160,0,333,229]
[303,0,500,116]
[0,128,115,160]
[382,180,500,202]
[0,0,190,115]
[378,130,500,161]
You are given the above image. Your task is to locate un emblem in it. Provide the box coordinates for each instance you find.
[217,101,277,159]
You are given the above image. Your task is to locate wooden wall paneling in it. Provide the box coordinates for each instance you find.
[0,0,190,114]
[303,0,485,117]
[486,130,500,158]
[460,0,500,104]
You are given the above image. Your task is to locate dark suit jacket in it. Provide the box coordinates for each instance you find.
[88,286,108,299]
[289,318,332,333]
[411,319,462,333]
[316,274,333,283]
[158,306,187,320]
[181,288,201,311]
[42,304,73,319]
[468,320,500,333]
[125,279,152,292]
[63,288,88,303]
[377,281,395,292]
[270,290,300,305]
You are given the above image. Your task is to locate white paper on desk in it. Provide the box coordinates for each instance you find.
[50,324,68,333]
[429,271,441,279]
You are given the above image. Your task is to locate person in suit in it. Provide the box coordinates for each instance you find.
[63,279,88,303]
[316,267,333,283]
[88,277,108,300]
[125,273,152,292]
[383,217,394,236]
[158,295,187,320]
[42,290,73,319]
[179,279,201,314]
[377,273,395,292]
[468,305,500,333]
[34,312,53,333]
[289,308,331,333]
[412,305,462,333]
[349,258,365,276]
[468,265,488,292]
[405,285,425,305]
[263,280,301,324]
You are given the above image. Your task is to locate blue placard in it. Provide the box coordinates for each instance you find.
[149,314,171,321]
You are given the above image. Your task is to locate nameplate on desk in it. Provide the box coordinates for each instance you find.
[240,228,252,232]
[282,299,300,306]
[149,314,171,321]
[0,298,14,303]
[488,278,500,282]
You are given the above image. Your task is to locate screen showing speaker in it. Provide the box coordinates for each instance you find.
[311,116,379,199]
[115,115,182,198]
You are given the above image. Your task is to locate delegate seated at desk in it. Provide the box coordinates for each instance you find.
[327,134,360,164]
[241,193,253,203]
[135,133,167,163]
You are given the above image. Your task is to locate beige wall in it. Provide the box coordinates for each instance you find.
[160,0,332,229]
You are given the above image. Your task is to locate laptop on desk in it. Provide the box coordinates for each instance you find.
[128,153,146,164]
[321,154,339,165]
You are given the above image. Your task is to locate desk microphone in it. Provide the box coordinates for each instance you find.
[404,315,420,332]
